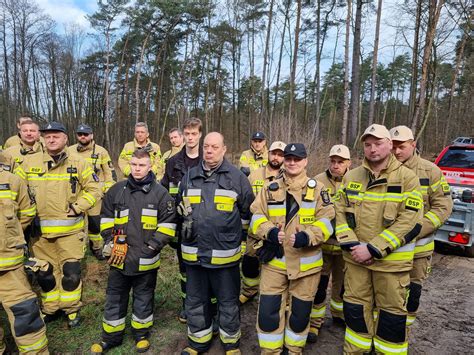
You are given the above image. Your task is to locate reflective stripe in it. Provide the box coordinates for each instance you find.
[345,327,372,350]
[82,191,96,206]
[157,223,177,236]
[219,328,241,344]
[415,236,435,254]
[269,256,286,270]
[182,245,198,262]
[188,325,213,344]
[425,211,442,228]
[330,299,343,311]
[100,217,114,231]
[142,208,158,216]
[88,233,102,242]
[384,243,415,261]
[258,332,284,349]
[211,246,241,265]
[416,236,434,246]
[40,217,84,234]
[313,218,334,240]
[139,253,161,271]
[322,244,341,252]
[60,289,82,302]
[0,255,25,268]
[18,205,36,217]
[18,335,48,353]
[336,223,351,234]
[373,338,408,354]
[284,327,307,347]
[250,214,268,234]
[41,290,59,302]
[380,229,401,249]
[187,189,201,204]
[0,190,18,199]
[215,189,238,199]
[406,315,416,326]
[300,252,323,271]
[268,203,286,217]
[114,209,129,224]
[103,317,126,333]
[242,276,260,287]
[311,305,326,318]
[131,314,154,329]
[300,201,316,215]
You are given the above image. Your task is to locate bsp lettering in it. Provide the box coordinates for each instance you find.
[347,182,362,191]
[405,198,421,210]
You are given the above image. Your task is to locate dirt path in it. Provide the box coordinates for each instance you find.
[172,252,474,354]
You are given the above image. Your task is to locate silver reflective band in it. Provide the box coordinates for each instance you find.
[215,189,238,199]
[187,189,201,196]
[300,252,322,265]
[40,217,83,227]
[132,314,153,323]
[415,236,434,246]
[114,209,129,217]
[182,245,198,254]
[212,246,241,257]
[139,254,160,265]
[142,208,158,216]
[392,243,415,252]
[103,317,126,326]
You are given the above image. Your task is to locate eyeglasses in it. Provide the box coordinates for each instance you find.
[77,133,90,137]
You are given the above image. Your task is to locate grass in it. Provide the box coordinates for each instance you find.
[1,246,187,354]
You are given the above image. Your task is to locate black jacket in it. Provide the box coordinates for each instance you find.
[100,173,177,275]
[178,159,254,268]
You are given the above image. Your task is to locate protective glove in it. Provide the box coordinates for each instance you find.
[24,258,49,272]
[178,197,194,243]
[143,143,154,153]
[256,227,284,263]
[102,241,114,257]
[108,234,128,266]
[292,231,309,248]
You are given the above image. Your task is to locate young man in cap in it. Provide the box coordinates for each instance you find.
[239,131,268,176]
[240,141,286,305]
[308,144,351,342]
[390,125,452,327]
[251,143,335,354]
[69,124,117,260]
[162,128,185,163]
[334,124,423,354]
[15,121,102,328]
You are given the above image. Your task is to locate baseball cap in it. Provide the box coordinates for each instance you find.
[251,131,266,140]
[76,124,93,134]
[389,125,414,142]
[40,121,67,134]
[360,124,391,142]
[329,144,351,160]
[269,141,287,152]
[284,143,307,158]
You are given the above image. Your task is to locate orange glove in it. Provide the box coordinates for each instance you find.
[108,234,128,266]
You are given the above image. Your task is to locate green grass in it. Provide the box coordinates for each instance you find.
[1,246,187,354]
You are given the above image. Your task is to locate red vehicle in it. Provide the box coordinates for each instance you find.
[434,141,474,256]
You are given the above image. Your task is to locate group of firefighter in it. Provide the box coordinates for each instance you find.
[0,114,453,355]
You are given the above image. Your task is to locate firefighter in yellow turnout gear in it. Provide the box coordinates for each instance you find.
[70,124,117,260]
[390,125,453,327]
[334,124,423,354]
[0,154,49,354]
[15,122,102,328]
[239,131,269,177]
[250,143,335,354]
[240,141,286,305]
[308,144,351,342]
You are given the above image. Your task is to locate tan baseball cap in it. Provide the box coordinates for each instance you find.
[269,141,287,152]
[329,144,351,160]
[360,124,391,142]
[389,125,414,142]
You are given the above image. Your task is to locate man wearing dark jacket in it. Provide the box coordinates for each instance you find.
[179,132,254,355]
[91,149,176,354]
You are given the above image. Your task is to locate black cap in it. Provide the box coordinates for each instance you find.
[40,121,67,134]
[76,124,93,134]
[284,143,307,158]
[251,131,266,140]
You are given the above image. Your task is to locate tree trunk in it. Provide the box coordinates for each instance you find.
[349,0,363,145]
[287,0,301,142]
[341,0,352,145]
[368,0,383,125]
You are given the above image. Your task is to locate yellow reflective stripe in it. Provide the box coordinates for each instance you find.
[114,216,129,224]
[0,255,25,268]
[345,327,372,350]
[211,247,242,265]
[100,218,114,232]
[214,195,236,205]
[82,167,94,178]
[40,218,85,234]
[157,223,176,237]
[414,241,434,254]
[88,233,102,241]
[169,187,179,194]
[15,167,27,179]
[41,290,60,302]
[18,205,36,217]
[373,338,408,354]
[300,253,323,271]
[0,190,17,199]
[188,196,201,204]
[384,243,415,261]
[430,179,441,192]
[336,223,351,234]
[131,319,153,329]
[82,192,96,206]
[284,327,306,347]
[250,214,268,234]
[242,275,260,287]
[380,229,401,249]
[425,211,442,228]
[138,254,161,271]
[182,245,198,262]
[60,289,82,302]
[103,318,126,333]
[27,173,79,181]
[220,329,241,344]
[311,305,326,318]
[268,205,286,217]
[312,218,333,241]
[330,299,343,311]
[258,332,284,349]
[269,256,286,270]
[406,315,416,326]
[141,215,157,229]
[188,326,213,344]
[18,335,48,353]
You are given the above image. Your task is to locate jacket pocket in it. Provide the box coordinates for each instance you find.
[383,202,399,228]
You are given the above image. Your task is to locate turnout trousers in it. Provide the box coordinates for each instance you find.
[406,255,432,326]
[310,252,344,332]
[257,265,320,354]
[32,233,86,315]
[185,264,241,352]
[86,202,103,252]
[101,268,157,346]
[0,267,48,354]
[343,262,410,354]
[241,238,261,300]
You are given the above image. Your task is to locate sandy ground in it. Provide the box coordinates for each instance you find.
[171,251,474,354]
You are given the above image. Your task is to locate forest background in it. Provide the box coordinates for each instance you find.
[0,0,472,162]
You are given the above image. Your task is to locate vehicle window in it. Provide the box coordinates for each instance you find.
[437,148,474,168]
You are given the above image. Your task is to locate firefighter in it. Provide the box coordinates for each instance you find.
[308,144,351,342]
[0,153,48,354]
[390,125,453,327]
[178,132,253,355]
[239,131,268,176]
[334,124,423,354]
[240,141,286,305]
[3,116,44,149]
[69,124,117,260]
[3,119,44,172]
[162,127,185,163]
[90,149,176,354]
[118,122,163,180]
[161,117,203,323]
[251,143,335,354]
[15,121,102,328]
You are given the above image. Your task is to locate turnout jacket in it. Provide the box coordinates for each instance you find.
[3,141,44,172]
[248,165,282,196]
[334,155,423,272]
[15,149,102,238]
[100,173,177,275]
[250,171,336,280]
[118,139,163,179]
[0,166,36,271]
[315,169,345,255]
[239,147,269,173]
[178,159,254,268]
[403,153,453,257]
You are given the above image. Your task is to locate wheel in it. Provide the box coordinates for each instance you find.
[464,244,474,258]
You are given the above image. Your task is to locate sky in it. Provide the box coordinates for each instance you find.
[36,0,97,29]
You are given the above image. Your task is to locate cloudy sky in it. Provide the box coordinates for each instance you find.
[36,0,97,29]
